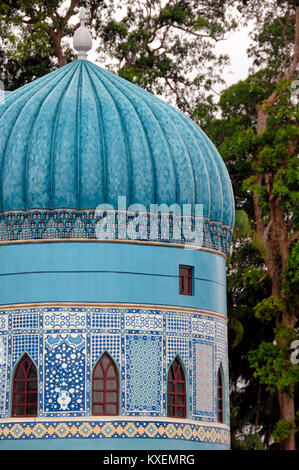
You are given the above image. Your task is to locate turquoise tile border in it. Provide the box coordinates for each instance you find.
[0,418,230,449]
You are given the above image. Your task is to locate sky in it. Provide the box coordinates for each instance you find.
[214,25,253,87]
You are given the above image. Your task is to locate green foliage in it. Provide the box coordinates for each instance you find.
[0,0,104,87]
[246,0,297,74]
[254,296,283,323]
[272,418,297,444]
[229,317,244,349]
[282,241,299,311]
[248,323,299,396]
[159,3,191,26]
[237,434,265,450]
[227,233,275,445]
[219,69,276,124]
[233,210,252,238]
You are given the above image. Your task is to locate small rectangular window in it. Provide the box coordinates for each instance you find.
[179,265,193,295]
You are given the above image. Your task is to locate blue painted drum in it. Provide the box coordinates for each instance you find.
[0,242,227,315]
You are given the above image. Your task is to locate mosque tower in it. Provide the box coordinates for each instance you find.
[0,8,234,450]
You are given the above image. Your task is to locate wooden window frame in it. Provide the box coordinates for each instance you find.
[12,353,38,418]
[179,265,193,296]
[167,356,186,418]
[92,352,119,416]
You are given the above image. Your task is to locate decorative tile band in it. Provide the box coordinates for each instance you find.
[0,304,229,423]
[0,209,232,255]
[0,419,230,446]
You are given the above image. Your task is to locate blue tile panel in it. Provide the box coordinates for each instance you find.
[0,305,229,427]
[0,60,234,229]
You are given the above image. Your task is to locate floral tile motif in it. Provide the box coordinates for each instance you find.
[43,334,86,414]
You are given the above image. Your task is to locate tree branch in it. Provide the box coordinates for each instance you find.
[288,231,299,246]
[64,0,80,26]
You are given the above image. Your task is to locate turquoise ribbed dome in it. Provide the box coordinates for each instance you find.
[0,60,234,228]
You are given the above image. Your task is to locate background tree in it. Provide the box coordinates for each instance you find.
[0,0,103,88]
[95,0,241,115]
[226,213,274,449]
[203,0,299,450]
[0,0,241,112]
[243,1,298,451]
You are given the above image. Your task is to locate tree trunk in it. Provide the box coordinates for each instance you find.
[48,29,67,67]
[254,20,298,444]
[54,38,67,68]
[254,136,296,451]
[46,0,81,68]
[277,390,296,450]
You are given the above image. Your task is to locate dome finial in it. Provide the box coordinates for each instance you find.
[73,6,93,60]
[79,6,87,26]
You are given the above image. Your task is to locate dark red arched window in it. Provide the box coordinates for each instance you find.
[92,352,119,416]
[167,356,186,418]
[12,353,38,417]
[217,368,223,423]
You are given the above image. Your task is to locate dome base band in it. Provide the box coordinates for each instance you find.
[0,209,232,255]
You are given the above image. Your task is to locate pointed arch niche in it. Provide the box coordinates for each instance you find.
[167,356,186,418]
[92,352,119,416]
[217,365,224,423]
[12,353,38,417]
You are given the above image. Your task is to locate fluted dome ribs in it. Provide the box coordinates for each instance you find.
[0,60,234,229]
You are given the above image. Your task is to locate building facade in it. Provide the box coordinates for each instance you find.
[0,52,234,450]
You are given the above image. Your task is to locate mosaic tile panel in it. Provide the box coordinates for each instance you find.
[125,335,162,414]
[12,334,39,367]
[44,310,86,330]
[125,313,163,331]
[215,319,229,423]
[166,312,190,333]
[193,341,214,416]
[12,311,39,329]
[91,334,121,366]
[0,336,7,414]
[166,335,189,367]
[0,314,7,331]
[192,317,215,338]
[91,310,121,329]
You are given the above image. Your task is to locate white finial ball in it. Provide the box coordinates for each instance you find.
[73,7,92,60]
